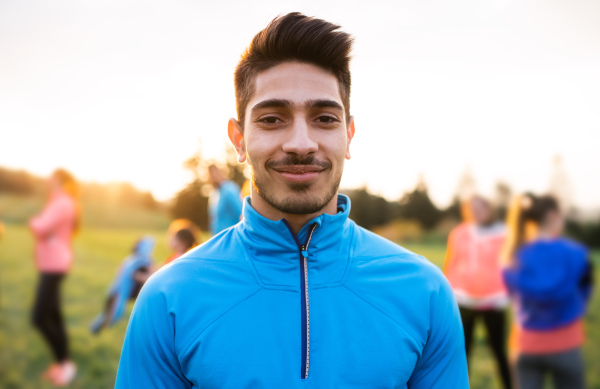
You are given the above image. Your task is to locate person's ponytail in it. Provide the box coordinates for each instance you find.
[500,193,559,266]
[52,169,81,234]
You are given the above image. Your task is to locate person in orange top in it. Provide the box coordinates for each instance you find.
[29,169,80,387]
[444,195,513,389]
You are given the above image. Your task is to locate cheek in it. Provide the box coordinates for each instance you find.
[245,134,276,165]
[322,132,349,162]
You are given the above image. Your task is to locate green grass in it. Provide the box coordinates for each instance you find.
[0,227,598,388]
[0,225,169,388]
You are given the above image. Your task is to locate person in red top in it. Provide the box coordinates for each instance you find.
[444,196,513,389]
[29,169,79,387]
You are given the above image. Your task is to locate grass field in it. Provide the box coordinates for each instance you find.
[1,225,598,388]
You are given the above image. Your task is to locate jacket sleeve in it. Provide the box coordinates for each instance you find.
[29,197,71,238]
[407,275,469,388]
[115,278,191,388]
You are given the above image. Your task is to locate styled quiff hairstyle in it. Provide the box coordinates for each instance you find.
[234,12,353,126]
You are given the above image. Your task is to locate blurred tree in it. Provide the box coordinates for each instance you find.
[340,187,399,230]
[548,154,574,215]
[0,167,43,194]
[397,175,442,230]
[494,181,512,220]
[225,146,248,188]
[455,166,476,201]
[443,196,462,221]
[566,218,600,248]
[170,179,209,231]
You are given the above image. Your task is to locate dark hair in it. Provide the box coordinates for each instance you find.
[175,228,197,252]
[234,12,353,126]
[517,193,560,247]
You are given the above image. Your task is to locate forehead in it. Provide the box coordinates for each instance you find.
[250,62,342,109]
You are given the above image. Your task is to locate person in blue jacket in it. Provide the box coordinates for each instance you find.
[208,164,243,235]
[116,12,468,388]
[501,194,593,389]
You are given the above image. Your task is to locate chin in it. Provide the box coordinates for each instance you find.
[265,186,337,215]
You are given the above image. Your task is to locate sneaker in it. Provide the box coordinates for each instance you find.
[52,360,77,387]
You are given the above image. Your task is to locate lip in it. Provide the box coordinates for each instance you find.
[272,165,324,183]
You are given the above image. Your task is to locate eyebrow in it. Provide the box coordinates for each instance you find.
[305,99,344,111]
[251,99,292,112]
[250,98,344,113]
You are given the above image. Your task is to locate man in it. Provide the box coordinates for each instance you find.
[116,13,468,388]
[207,164,243,235]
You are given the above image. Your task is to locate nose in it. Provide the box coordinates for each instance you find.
[281,119,318,157]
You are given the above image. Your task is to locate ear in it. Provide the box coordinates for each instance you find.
[228,118,246,163]
[345,116,356,160]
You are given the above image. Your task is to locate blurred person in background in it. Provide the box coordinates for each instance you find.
[207,164,242,235]
[29,169,79,387]
[132,221,200,285]
[163,219,200,265]
[90,236,155,334]
[444,196,513,389]
[162,228,197,266]
[501,194,593,389]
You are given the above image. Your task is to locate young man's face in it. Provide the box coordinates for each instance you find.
[230,62,354,215]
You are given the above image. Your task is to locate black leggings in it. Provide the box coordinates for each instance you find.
[460,307,513,389]
[32,273,69,362]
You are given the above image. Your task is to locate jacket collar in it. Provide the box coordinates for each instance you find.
[236,194,353,288]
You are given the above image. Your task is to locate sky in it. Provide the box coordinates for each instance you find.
[1,0,599,209]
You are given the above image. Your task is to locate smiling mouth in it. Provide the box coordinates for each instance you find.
[272,165,325,183]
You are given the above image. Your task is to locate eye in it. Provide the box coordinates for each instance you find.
[316,115,339,123]
[258,116,283,124]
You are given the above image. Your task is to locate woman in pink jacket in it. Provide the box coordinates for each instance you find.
[29,169,79,386]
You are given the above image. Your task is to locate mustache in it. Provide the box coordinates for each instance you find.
[266,155,331,170]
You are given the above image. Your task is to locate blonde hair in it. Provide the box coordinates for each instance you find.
[52,169,81,233]
[500,193,558,266]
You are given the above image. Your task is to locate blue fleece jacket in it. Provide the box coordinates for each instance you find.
[503,237,593,330]
[116,195,468,388]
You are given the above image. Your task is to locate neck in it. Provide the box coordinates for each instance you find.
[250,189,339,235]
[536,228,556,240]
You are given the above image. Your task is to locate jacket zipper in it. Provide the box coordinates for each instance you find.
[283,221,318,380]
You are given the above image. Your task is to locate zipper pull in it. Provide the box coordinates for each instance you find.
[300,245,308,258]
